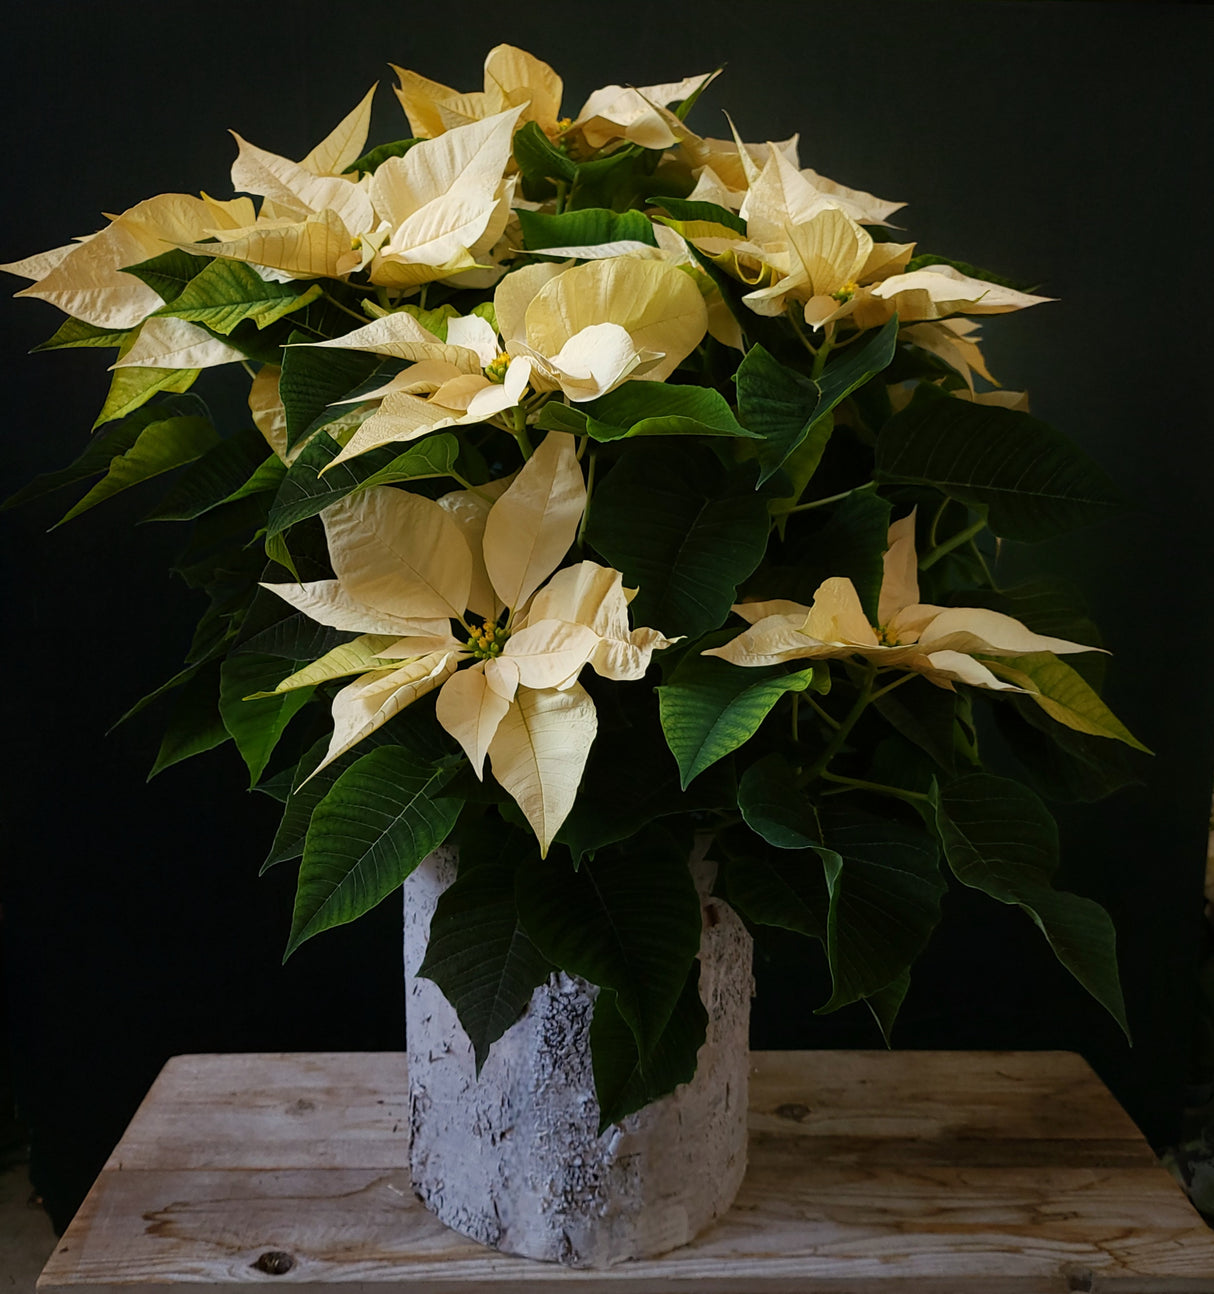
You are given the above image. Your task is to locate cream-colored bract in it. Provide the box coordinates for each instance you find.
[303,257,709,468]
[705,511,1098,693]
[260,432,676,853]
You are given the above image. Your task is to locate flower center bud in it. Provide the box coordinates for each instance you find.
[874,623,900,647]
[484,352,511,384]
[555,116,574,133]
[466,621,511,659]
[831,280,859,303]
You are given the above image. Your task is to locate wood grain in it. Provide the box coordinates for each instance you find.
[37,1051,1214,1292]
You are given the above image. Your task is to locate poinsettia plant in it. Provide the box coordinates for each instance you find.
[4,45,1147,1126]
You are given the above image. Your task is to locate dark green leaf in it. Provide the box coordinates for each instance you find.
[352,433,461,490]
[55,415,219,525]
[218,653,315,786]
[342,137,423,176]
[738,753,818,849]
[659,652,819,788]
[279,331,381,450]
[147,427,279,521]
[417,823,554,1071]
[33,317,133,351]
[147,665,230,778]
[153,258,323,334]
[515,831,702,1066]
[286,748,461,956]
[586,443,769,639]
[648,196,746,236]
[265,432,404,537]
[590,963,707,1131]
[123,249,212,304]
[575,382,755,442]
[934,773,1128,1036]
[738,317,897,486]
[516,206,657,252]
[864,969,910,1046]
[815,809,944,1012]
[512,120,578,184]
[872,678,959,772]
[238,612,356,663]
[717,848,827,940]
[875,388,1125,541]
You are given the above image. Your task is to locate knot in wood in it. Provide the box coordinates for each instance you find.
[252,1250,295,1275]
[775,1102,812,1122]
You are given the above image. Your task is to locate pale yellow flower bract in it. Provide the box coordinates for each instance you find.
[261,433,676,853]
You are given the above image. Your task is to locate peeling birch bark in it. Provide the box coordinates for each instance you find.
[403,844,753,1267]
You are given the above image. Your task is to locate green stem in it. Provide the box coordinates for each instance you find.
[790,692,800,743]
[805,695,840,731]
[418,283,430,310]
[787,307,818,359]
[810,323,836,379]
[820,769,931,806]
[928,498,950,550]
[771,481,875,517]
[511,405,534,459]
[799,663,876,785]
[576,450,597,551]
[555,180,569,214]
[321,291,371,325]
[969,537,997,589]
[919,514,988,571]
[450,471,492,501]
[869,672,918,702]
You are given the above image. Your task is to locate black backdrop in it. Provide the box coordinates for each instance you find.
[2,0,1211,1232]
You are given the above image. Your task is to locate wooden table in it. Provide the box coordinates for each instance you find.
[37,1051,1214,1292]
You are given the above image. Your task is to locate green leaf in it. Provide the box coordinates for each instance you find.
[934,773,1128,1037]
[286,748,461,956]
[985,652,1151,753]
[738,753,819,849]
[262,723,413,872]
[872,678,959,771]
[516,206,658,251]
[590,963,707,1131]
[54,415,219,525]
[716,848,827,940]
[32,316,133,351]
[147,427,280,521]
[218,653,315,786]
[512,120,579,184]
[864,969,910,1046]
[3,397,204,511]
[574,382,755,443]
[342,137,423,176]
[875,388,1126,541]
[153,258,323,334]
[814,809,944,1012]
[351,433,461,491]
[417,822,554,1072]
[515,831,702,1067]
[237,610,357,663]
[123,249,212,304]
[737,317,898,486]
[279,330,381,450]
[265,432,405,537]
[586,443,769,639]
[395,302,460,340]
[92,365,199,428]
[659,653,819,788]
[647,195,746,236]
[147,666,230,778]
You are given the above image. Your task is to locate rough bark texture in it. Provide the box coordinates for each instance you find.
[403,844,753,1267]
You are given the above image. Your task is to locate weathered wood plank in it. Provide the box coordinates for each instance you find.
[38,1052,1214,1293]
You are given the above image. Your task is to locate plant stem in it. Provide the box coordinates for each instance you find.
[800,663,876,785]
[820,769,931,806]
[555,180,568,214]
[321,291,371,325]
[969,537,997,588]
[919,514,988,571]
[869,672,918,702]
[771,481,875,517]
[787,308,818,359]
[576,449,597,551]
[450,471,492,501]
[791,692,800,743]
[805,695,840,731]
[811,324,836,379]
[511,405,533,459]
[928,497,950,550]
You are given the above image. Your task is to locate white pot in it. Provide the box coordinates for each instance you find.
[402,842,753,1267]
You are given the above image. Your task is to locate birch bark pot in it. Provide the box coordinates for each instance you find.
[402,843,753,1267]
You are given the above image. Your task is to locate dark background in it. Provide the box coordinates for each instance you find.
[2,0,1211,1232]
